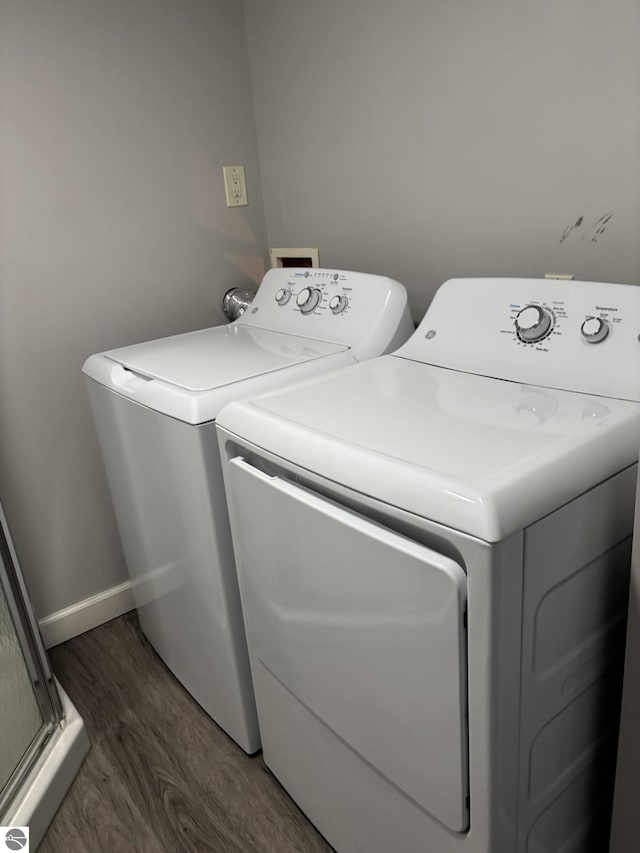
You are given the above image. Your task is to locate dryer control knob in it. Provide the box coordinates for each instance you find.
[297,287,321,314]
[515,305,553,342]
[329,294,349,314]
[275,288,292,306]
[581,316,609,344]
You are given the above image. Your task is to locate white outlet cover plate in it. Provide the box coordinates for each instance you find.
[223,165,248,207]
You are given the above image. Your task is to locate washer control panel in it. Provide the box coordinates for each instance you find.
[296,286,322,314]
[395,277,640,401]
[275,287,292,306]
[269,270,353,319]
[236,267,412,353]
[330,294,349,314]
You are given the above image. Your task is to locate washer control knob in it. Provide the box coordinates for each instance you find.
[296,287,321,314]
[329,294,349,314]
[275,288,292,306]
[581,316,609,344]
[515,305,553,342]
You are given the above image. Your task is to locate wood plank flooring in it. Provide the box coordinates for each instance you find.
[40,612,333,853]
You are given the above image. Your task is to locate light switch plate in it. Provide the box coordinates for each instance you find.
[223,166,248,207]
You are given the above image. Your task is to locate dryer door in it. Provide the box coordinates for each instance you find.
[227,456,469,832]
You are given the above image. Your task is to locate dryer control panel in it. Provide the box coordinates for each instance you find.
[395,278,640,402]
[237,268,414,360]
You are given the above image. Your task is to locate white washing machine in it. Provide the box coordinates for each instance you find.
[82,267,413,754]
[217,277,640,852]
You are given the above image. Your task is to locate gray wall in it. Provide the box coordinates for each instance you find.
[244,0,640,320]
[2,0,638,627]
[0,0,268,618]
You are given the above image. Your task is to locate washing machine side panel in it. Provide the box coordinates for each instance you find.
[225,455,469,834]
[84,378,260,753]
[517,464,637,853]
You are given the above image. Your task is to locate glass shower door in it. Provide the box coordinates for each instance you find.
[0,504,62,818]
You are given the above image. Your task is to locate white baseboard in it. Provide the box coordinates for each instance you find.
[39,580,135,648]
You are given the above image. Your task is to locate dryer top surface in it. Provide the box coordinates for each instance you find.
[217,357,640,541]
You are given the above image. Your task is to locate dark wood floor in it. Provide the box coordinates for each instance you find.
[41,612,333,853]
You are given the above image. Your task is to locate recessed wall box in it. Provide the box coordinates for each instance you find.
[270,247,320,269]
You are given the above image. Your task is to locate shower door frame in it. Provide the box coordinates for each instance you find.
[0,503,63,818]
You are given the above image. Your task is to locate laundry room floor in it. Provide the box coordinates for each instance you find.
[40,612,332,853]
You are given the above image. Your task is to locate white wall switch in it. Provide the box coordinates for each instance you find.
[223,165,248,207]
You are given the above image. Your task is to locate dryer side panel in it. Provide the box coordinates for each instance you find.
[517,464,637,853]
[226,456,469,834]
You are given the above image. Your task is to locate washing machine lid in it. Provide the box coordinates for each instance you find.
[103,325,347,391]
[83,324,351,424]
[217,355,640,541]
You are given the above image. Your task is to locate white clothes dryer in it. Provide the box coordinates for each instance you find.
[82,268,412,754]
[610,431,640,851]
[217,278,640,851]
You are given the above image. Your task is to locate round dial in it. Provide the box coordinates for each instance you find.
[296,287,321,314]
[581,316,609,344]
[329,294,349,314]
[275,287,291,306]
[515,305,553,342]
